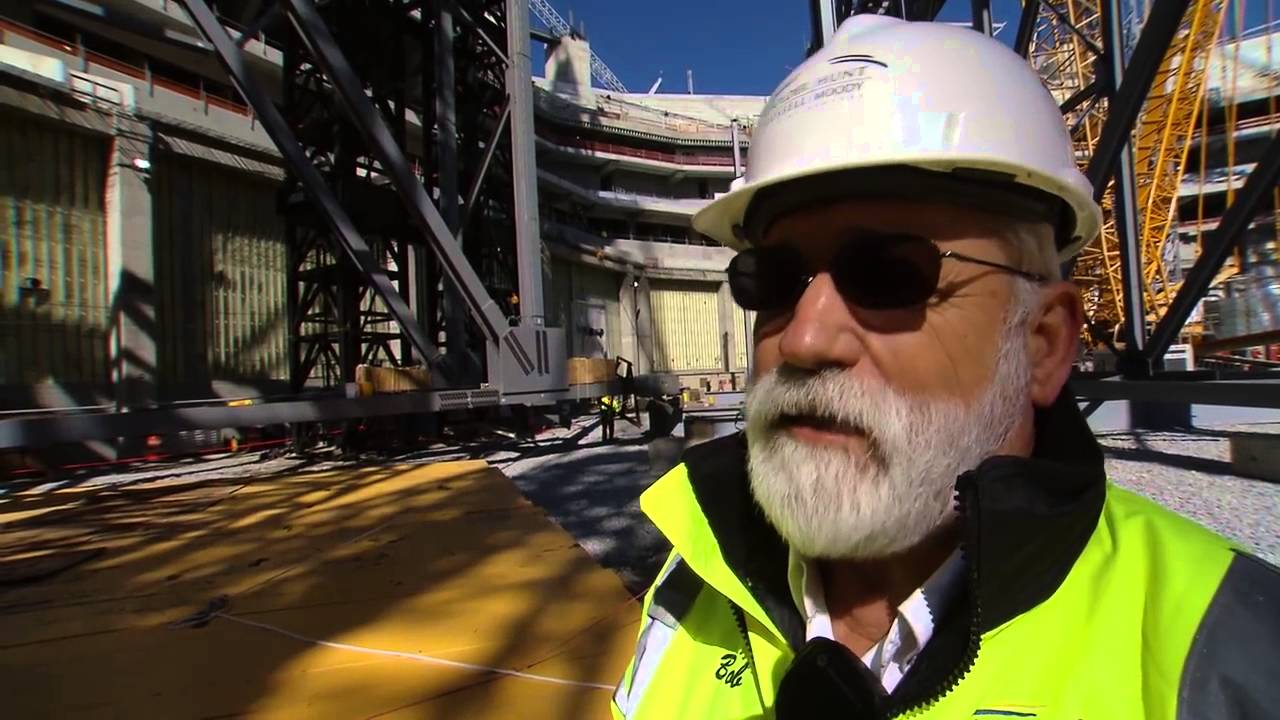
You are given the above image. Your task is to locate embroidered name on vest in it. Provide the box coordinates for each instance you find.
[715,651,750,688]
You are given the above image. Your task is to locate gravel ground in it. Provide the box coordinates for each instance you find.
[1099,424,1280,565]
[490,416,676,593]
[9,417,1277,590]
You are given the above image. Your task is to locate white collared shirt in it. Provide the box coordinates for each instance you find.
[787,549,964,693]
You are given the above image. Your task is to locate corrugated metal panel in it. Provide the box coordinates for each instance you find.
[651,280,722,372]
[155,132,285,182]
[548,256,572,329]
[731,302,756,371]
[0,85,117,136]
[572,264,620,358]
[0,112,109,386]
[154,152,287,391]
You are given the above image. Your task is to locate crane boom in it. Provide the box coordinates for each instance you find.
[528,0,630,93]
[1033,0,1227,345]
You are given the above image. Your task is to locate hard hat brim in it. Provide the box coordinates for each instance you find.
[694,157,1101,260]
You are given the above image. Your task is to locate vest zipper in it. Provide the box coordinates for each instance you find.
[730,599,769,712]
[890,471,984,718]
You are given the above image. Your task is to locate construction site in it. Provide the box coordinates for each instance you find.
[0,0,1278,716]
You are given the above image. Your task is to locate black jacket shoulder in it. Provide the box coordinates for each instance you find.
[1178,552,1280,719]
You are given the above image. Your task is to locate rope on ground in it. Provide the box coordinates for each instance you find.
[211,610,615,691]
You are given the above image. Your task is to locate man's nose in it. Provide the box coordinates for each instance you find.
[776,273,867,371]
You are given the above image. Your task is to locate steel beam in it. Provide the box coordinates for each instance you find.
[1085,0,1193,195]
[809,0,838,54]
[1196,329,1280,355]
[1204,355,1280,370]
[1014,0,1040,58]
[1041,1,1105,59]
[435,0,470,364]
[0,392,460,450]
[280,0,509,344]
[530,26,556,45]
[234,3,280,48]
[178,0,443,372]
[453,2,510,65]
[506,0,546,323]
[1146,132,1280,362]
[1072,378,1280,409]
[970,0,993,35]
[730,119,743,178]
[0,378,631,450]
[460,102,511,237]
[1068,91,1104,135]
[1102,0,1147,367]
[1059,79,1099,115]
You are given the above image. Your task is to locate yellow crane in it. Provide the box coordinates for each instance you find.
[1030,0,1228,345]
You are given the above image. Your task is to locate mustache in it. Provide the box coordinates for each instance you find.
[747,365,874,429]
[745,364,894,466]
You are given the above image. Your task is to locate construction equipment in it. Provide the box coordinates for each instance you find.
[528,0,629,92]
[1031,0,1229,345]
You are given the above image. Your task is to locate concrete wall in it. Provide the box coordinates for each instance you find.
[541,158,600,190]
[543,34,592,103]
[611,169,706,199]
[2,28,274,153]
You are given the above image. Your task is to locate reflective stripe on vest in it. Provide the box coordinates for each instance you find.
[613,554,704,717]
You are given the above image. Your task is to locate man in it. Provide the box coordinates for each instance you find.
[601,393,620,441]
[611,15,1279,720]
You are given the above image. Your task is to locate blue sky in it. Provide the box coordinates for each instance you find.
[533,0,1279,95]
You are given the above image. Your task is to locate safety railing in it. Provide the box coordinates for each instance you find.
[533,86,753,142]
[0,17,252,117]
[537,128,738,168]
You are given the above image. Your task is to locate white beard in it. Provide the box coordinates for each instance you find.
[744,299,1034,560]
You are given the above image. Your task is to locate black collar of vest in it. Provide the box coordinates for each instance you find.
[681,383,1107,656]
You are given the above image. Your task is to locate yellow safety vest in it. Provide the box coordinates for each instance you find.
[611,396,1279,720]
[615,472,1232,719]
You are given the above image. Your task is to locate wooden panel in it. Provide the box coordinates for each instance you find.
[0,461,639,718]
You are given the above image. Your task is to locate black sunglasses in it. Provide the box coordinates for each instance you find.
[727,233,1047,312]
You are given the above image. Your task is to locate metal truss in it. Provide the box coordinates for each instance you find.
[1029,0,1279,377]
[179,0,564,406]
[182,0,443,396]
[812,1,1280,384]
[528,0,629,92]
[280,0,421,390]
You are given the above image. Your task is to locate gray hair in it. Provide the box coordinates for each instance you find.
[1003,220,1063,282]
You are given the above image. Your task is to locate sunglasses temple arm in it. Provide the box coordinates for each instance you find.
[942,251,1047,282]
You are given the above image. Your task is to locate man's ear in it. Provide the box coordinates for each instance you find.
[1027,281,1083,408]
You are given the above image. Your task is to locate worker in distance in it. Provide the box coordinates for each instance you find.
[612,14,1279,720]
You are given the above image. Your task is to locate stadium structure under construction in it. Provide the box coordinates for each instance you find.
[1,1,1279,717]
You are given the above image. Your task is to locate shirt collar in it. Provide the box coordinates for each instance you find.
[787,548,966,687]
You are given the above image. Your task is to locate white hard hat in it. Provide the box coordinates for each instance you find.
[693,15,1102,259]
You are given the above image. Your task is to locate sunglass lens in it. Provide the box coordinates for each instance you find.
[834,235,941,309]
[728,247,807,311]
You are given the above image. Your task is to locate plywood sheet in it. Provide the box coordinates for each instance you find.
[0,461,640,718]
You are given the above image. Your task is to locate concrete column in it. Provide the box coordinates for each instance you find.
[506,0,546,323]
[716,280,735,373]
[620,272,638,368]
[635,276,655,374]
[105,117,156,412]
